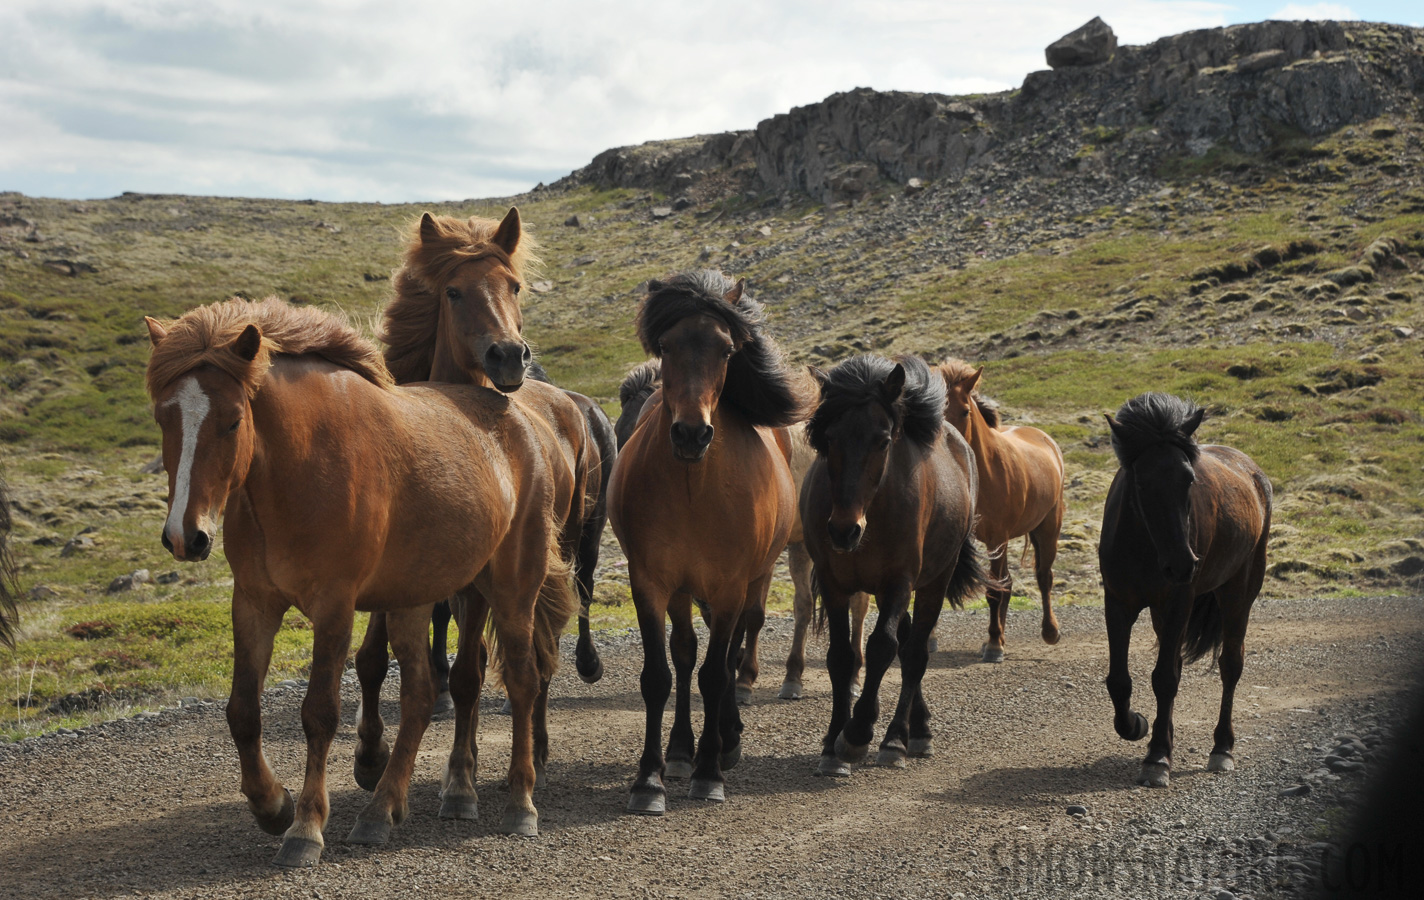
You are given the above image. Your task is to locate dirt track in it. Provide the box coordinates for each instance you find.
[2,596,1421,899]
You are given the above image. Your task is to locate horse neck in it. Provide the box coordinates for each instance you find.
[963,402,1001,466]
[429,336,481,388]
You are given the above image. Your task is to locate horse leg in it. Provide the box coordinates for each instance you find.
[734,599,765,706]
[489,601,542,836]
[274,601,354,867]
[723,575,771,771]
[1105,590,1148,747]
[982,549,1010,663]
[837,584,909,766]
[1209,584,1254,773]
[780,541,814,700]
[429,599,455,717]
[440,589,488,820]
[689,595,743,803]
[817,589,856,777]
[1139,596,1190,787]
[348,605,435,845]
[353,613,391,791]
[665,598,697,780]
[227,597,293,842]
[849,591,870,699]
[628,577,672,815]
[880,581,949,767]
[1030,514,1062,645]
[573,522,605,684]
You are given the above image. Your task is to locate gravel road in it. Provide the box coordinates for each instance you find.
[2,595,1421,899]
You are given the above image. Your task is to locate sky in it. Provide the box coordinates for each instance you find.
[0,1,1418,203]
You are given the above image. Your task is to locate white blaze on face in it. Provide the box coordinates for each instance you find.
[163,376,211,546]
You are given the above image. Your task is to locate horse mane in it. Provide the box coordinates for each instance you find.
[0,471,19,649]
[635,270,812,428]
[618,359,662,407]
[808,354,945,454]
[380,214,543,385]
[935,358,1000,427]
[1110,392,1203,466]
[145,297,393,399]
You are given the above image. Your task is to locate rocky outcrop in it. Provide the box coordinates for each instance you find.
[1046,17,1118,68]
[556,20,1424,202]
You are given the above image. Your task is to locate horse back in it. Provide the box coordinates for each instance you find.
[974,423,1064,546]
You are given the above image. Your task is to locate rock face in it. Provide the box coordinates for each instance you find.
[1046,17,1118,69]
[557,20,1424,202]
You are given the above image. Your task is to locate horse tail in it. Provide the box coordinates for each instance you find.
[1183,591,1224,666]
[945,533,994,610]
[532,530,578,683]
[810,565,826,636]
[0,472,19,649]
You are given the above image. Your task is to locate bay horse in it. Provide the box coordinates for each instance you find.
[1100,392,1271,787]
[614,361,871,703]
[802,354,988,775]
[0,471,19,649]
[936,360,1065,662]
[371,208,614,697]
[609,271,812,814]
[144,297,577,865]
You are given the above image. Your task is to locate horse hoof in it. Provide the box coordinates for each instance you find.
[272,836,322,868]
[926,636,939,654]
[688,779,725,802]
[875,742,908,769]
[1207,752,1235,773]
[346,817,391,845]
[1042,624,1061,645]
[907,737,935,758]
[817,755,851,778]
[500,809,538,837]
[665,758,693,780]
[498,697,512,716]
[734,684,753,707]
[1137,762,1170,788]
[720,742,742,771]
[777,680,803,701]
[577,655,604,685]
[848,682,862,700]
[253,788,296,836]
[431,691,455,719]
[834,732,869,765]
[353,758,388,793]
[438,794,479,820]
[981,644,1004,664]
[626,789,666,816]
[1121,711,1150,742]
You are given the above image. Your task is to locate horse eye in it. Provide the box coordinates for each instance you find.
[227,418,241,435]
[445,287,460,301]
[513,282,522,295]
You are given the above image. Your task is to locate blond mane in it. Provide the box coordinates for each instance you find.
[145,296,393,400]
[380,214,544,385]
[934,358,1000,427]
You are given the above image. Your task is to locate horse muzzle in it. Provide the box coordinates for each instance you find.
[483,340,532,393]
[1160,555,1199,585]
[162,526,213,562]
[827,518,865,554]
[669,421,714,461]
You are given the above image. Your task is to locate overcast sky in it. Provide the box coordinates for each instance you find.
[0,1,1417,202]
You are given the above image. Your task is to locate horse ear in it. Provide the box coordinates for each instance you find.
[418,212,440,244]
[723,279,745,305]
[881,364,907,404]
[1183,406,1205,436]
[967,365,984,392]
[1104,413,1125,439]
[808,365,829,388]
[645,279,664,294]
[492,207,521,256]
[145,317,168,347]
[229,324,262,362]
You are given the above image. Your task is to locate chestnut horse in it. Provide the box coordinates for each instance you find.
[145,298,576,865]
[614,362,871,703]
[802,354,988,775]
[1100,393,1271,787]
[0,471,18,649]
[609,271,811,814]
[937,360,1065,662]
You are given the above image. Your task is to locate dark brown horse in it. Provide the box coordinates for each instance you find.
[802,354,988,775]
[936,360,1065,662]
[145,298,576,865]
[0,471,19,649]
[609,271,811,814]
[1100,392,1271,787]
[614,362,871,703]
[369,208,614,709]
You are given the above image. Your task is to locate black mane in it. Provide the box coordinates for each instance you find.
[618,359,661,407]
[635,270,809,428]
[975,395,1000,428]
[1110,392,1203,466]
[807,354,945,454]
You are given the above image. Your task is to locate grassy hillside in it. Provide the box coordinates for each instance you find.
[1,112,1421,738]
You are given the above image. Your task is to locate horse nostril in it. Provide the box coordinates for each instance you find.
[485,345,505,366]
[846,523,863,545]
[521,343,532,364]
[189,530,211,558]
[161,530,173,553]
[696,424,714,448]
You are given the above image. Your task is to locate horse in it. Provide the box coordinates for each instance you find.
[1099,392,1271,787]
[936,360,1065,662]
[0,471,19,649]
[368,207,614,716]
[801,354,988,775]
[144,297,577,865]
[614,361,871,703]
[609,271,812,814]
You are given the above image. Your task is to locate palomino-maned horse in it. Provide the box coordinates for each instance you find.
[371,208,614,695]
[609,271,811,814]
[144,298,577,865]
[802,354,988,775]
[1100,392,1271,787]
[0,471,19,649]
[613,362,871,703]
[936,360,1065,662]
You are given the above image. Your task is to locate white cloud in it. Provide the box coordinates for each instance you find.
[1269,4,1358,20]
[1,1,1251,201]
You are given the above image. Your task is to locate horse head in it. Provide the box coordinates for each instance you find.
[1107,405,1204,584]
[145,318,259,562]
[940,363,983,438]
[649,278,747,461]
